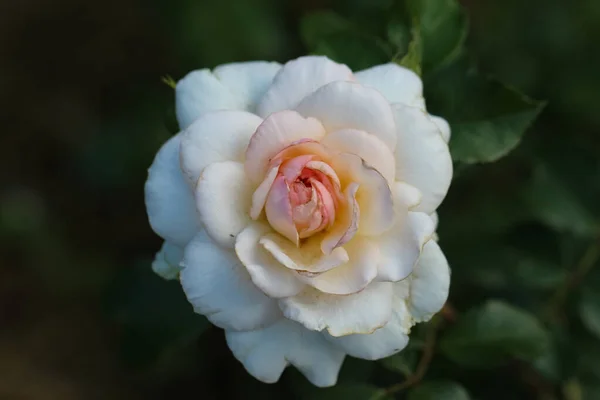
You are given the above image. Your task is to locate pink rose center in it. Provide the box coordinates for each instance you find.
[250,140,345,245]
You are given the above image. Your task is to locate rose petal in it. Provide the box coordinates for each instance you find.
[393,104,453,213]
[281,154,316,182]
[195,161,252,248]
[245,111,326,183]
[260,233,349,274]
[180,110,263,186]
[225,319,345,387]
[431,115,451,143]
[355,63,424,109]
[180,230,280,331]
[256,56,353,118]
[213,61,282,113]
[145,134,200,247]
[250,163,280,220]
[376,212,435,283]
[265,175,299,245]
[279,282,393,336]
[430,211,439,231]
[235,222,305,298]
[330,153,394,236]
[175,62,280,129]
[393,181,423,212]
[300,238,378,295]
[325,281,413,359]
[296,81,397,151]
[151,241,184,280]
[321,129,396,183]
[408,240,450,322]
[321,183,359,254]
[305,161,341,188]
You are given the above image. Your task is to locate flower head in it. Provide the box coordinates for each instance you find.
[145,56,452,386]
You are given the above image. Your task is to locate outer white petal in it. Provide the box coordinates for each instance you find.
[431,115,451,143]
[225,319,345,387]
[213,61,281,113]
[394,181,423,211]
[151,241,184,280]
[176,70,243,130]
[279,282,393,337]
[236,222,306,298]
[408,240,450,322]
[300,238,379,295]
[256,56,353,118]
[145,134,200,247]
[180,231,280,331]
[296,81,397,150]
[355,63,424,109]
[180,110,263,186]
[393,104,453,214]
[195,161,252,248]
[325,282,413,360]
[376,212,435,283]
[175,62,280,129]
[244,110,326,183]
[320,129,396,183]
[430,211,439,231]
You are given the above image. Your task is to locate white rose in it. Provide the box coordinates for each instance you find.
[145,56,452,387]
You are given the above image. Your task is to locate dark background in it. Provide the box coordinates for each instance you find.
[1,0,599,398]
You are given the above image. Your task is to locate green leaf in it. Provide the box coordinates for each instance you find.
[105,263,209,367]
[513,254,566,290]
[577,338,600,381]
[581,385,600,400]
[300,11,351,49]
[380,351,418,377]
[524,162,598,236]
[425,59,545,163]
[440,300,550,367]
[579,288,600,340]
[410,0,468,73]
[397,23,422,76]
[313,33,392,71]
[300,10,392,70]
[306,384,391,400]
[386,17,411,52]
[408,381,471,400]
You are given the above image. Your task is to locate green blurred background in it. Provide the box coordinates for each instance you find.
[1,0,600,399]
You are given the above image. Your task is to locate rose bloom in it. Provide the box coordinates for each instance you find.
[145,56,452,386]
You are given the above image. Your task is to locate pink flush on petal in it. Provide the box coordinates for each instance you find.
[256,140,350,245]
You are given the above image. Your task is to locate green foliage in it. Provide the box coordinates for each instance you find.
[440,301,550,367]
[411,0,468,73]
[302,1,544,166]
[425,59,546,163]
[525,162,599,236]
[301,10,393,70]
[105,263,210,367]
[305,384,391,400]
[380,350,418,377]
[408,381,471,400]
[579,287,600,340]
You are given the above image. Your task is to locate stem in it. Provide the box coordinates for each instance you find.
[544,238,600,321]
[440,302,458,323]
[384,318,440,395]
